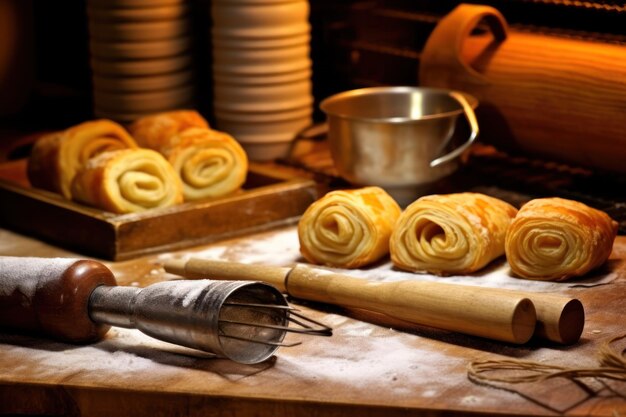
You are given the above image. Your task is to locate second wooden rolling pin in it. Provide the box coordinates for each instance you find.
[166,258,573,345]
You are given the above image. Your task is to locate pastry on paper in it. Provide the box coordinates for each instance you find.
[128,109,209,151]
[71,148,183,214]
[27,119,138,198]
[390,193,518,275]
[298,186,402,268]
[505,197,617,281]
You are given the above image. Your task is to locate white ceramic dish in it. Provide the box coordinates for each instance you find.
[87,4,189,22]
[212,44,309,65]
[213,94,313,113]
[237,140,293,162]
[213,0,301,4]
[213,68,311,86]
[212,33,310,49]
[215,105,312,122]
[94,85,195,113]
[92,70,194,92]
[215,115,311,138]
[214,80,311,105]
[211,22,310,39]
[211,1,308,28]
[212,58,311,76]
[88,0,186,9]
[88,19,189,42]
[90,36,191,60]
[91,55,192,76]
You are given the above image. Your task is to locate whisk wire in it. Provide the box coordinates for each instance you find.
[218,300,333,348]
[221,301,333,337]
[218,331,302,348]
[288,310,333,336]
[223,301,293,310]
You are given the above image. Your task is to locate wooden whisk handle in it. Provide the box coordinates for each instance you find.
[0,256,117,343]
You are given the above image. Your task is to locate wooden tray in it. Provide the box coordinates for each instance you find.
[0,160,317,260]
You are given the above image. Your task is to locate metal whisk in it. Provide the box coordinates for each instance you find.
[89,279,332,364]
[0,257,331,364]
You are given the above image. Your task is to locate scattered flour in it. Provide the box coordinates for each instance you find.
[340,321,374,337]
[156,228,302,271]
[3,328,177,381]
[0,225,619,413]
[276,334,464,394]
[154,226,616,295]
[461,395,484,406]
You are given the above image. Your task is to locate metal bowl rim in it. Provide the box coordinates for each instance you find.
[319,86,478,123]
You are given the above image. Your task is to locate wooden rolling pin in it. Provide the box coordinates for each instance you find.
[165,259,585,345]
[165,258,541,344]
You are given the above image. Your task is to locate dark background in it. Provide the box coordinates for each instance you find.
[2,0,625,133]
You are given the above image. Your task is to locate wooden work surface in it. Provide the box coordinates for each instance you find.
[0,225,625,417]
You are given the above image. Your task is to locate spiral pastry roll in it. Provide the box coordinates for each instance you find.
[27,119,138,198]
[298,187,401,268]
[129,111,245,201]
[157,127,248,201]
[71,149,183,214]
[128,110,209,151]
[390,193,518,275]
[505,198,617,281]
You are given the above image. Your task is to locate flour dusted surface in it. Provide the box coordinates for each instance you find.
[155,226,616,294]
[0,226,622,415]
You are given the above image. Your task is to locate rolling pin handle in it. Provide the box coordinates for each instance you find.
[533,296,584,345]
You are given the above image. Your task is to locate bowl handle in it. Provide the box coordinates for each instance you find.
[429,91,479,167]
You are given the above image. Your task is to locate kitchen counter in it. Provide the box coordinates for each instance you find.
[1,224,625,417]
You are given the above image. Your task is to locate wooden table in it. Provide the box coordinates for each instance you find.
[1,225,625,417]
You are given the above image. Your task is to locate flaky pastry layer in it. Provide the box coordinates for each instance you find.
[298,186,401,268]
[505,197,618,281]
[390,193,518,275]
[163,127,248,200]
[129,109,209,151]
[28,119,138,198]
[71,148,183,214]
[129,111,246,200]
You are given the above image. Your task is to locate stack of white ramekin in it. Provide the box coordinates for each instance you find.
[211,0,313,161]
[87,0,196,124]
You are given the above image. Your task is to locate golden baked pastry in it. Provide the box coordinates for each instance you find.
[390,193,518,275]
[159,127,248,200]
[298,186,401,268]
[129,111,246,201]
[128,109,209,151]
[505,197,618,281]
[27,119,138,198]
[71,148,183,214]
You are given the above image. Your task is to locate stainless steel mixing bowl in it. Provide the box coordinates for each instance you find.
[320,86,478,205]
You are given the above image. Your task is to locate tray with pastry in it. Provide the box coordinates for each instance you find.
[0,110,317,260]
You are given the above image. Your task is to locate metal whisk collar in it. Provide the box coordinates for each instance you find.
[89,279,331,364]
